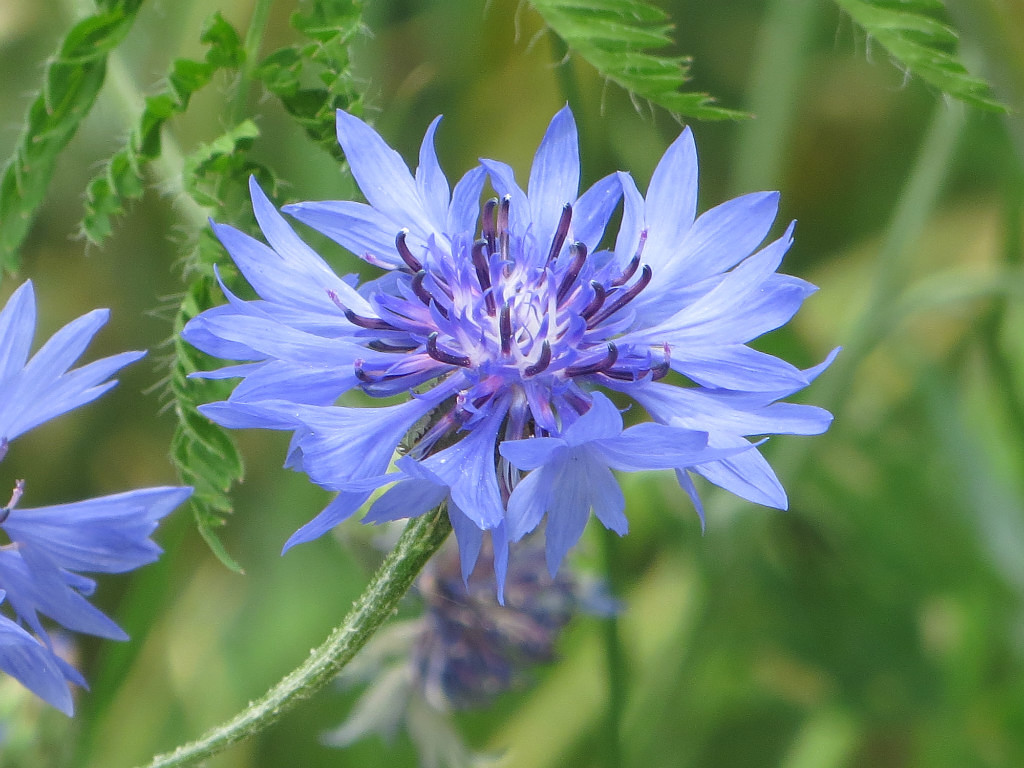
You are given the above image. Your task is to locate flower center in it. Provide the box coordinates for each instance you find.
[337,197,669,435]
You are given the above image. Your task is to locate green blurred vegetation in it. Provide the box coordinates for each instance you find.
[1,0,1023,766]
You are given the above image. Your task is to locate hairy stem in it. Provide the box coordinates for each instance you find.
[133,507,452,768]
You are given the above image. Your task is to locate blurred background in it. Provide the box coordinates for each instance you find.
[1,0,1024,766]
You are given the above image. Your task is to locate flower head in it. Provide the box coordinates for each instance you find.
[184,107,835,597]
[0,281,191,714]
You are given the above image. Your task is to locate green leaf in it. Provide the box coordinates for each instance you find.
[835,0,1006,112]
[0,0,145,277]
[253,0,365,161]
[81,12,245,245]
[527,0,745,121]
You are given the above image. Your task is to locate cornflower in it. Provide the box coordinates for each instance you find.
[184,107,836,599]
[0,281,190,713]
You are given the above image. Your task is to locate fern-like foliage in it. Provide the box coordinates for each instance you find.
[167,121,279,574]
[167,1,365,571]
[0,0,145,278]
[254,0,366,161]
[835,0,1005,112]
[81,13,245,244]
[526,0,745,121]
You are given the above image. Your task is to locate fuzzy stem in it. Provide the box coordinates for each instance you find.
[132,508,452,768]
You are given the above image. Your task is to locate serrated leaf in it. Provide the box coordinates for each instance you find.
[80,12,244,246]
[0,0,145,277]
[527,0,745,121]
[835,0,1006,112]
[253,0,365,161]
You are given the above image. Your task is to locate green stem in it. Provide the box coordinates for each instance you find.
[599,527,625,768]
[132,508,452,768]
[231,0,275,122]
[730,0,822,194]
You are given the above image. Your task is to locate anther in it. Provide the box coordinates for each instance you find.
[581,281,606,319]
[482,198,499,255]
[499,304,513,356]
[411,271,432,305]
[611,230,647,286]
[344,308,396,331]
[588,265,652,326]
[498,196,511,262]
[546,203,573,263]
[426,332,471,367]
[556,242,587,303]
[354,359,373,383]
[0,437,8,463]
[567,343,618,377]
[524,340,552,377]
[396,229,422,272]
[472,240,496,315]
[368,339,420,353]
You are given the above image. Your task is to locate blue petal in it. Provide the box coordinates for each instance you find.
[528,106,580,254]
[561,392,623,446]
[672,344,811,392]
[334,109,436,239]
[244,179,375,314]
[447,166,486,236]
[429,411,507,529]
[0,612,72,715]
[543,455,596,576]
[283,199,409,270]
[283,396,440,491]
[613,172,646,268]
[695,434,788,509]
[588,461,628,535]
[642,126,698,264]
[630,224,793,344]
[504,459,558,541]
[591,422,710,471]
[0,281,35,384]
[0,549,126,641]
[499,436,566,471]
[2,487,190,574]
[448,503,484,585]
[363,476,446,524]
[572,173,623,256]
[415,116,450,232]
[283,490,376,551]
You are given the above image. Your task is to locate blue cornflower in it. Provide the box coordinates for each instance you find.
[183,107,835,598]
[0,281,191,714]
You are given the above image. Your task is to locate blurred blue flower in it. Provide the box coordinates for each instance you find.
[0,281,191,714]
[184,107,835,598]
[323,535,600,766]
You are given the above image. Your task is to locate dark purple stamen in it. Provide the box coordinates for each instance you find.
[396,229,422,272]
[472,240,496,315]
[368,339,420,353]
[498,196,511,262]
[581,281,606,319]
[482,198,498,255]
[427,332,471,367]
[611,230,647,287]
[354,359,373,383]
[500,304,512,356]
[567,343,618,377]
[546,203,573,263]
[411,271,432,305]
[524,340,552,377]
[345,308,396,331]
[556,242,587,303]
[588,265,653,326]
[431,299,450,321]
